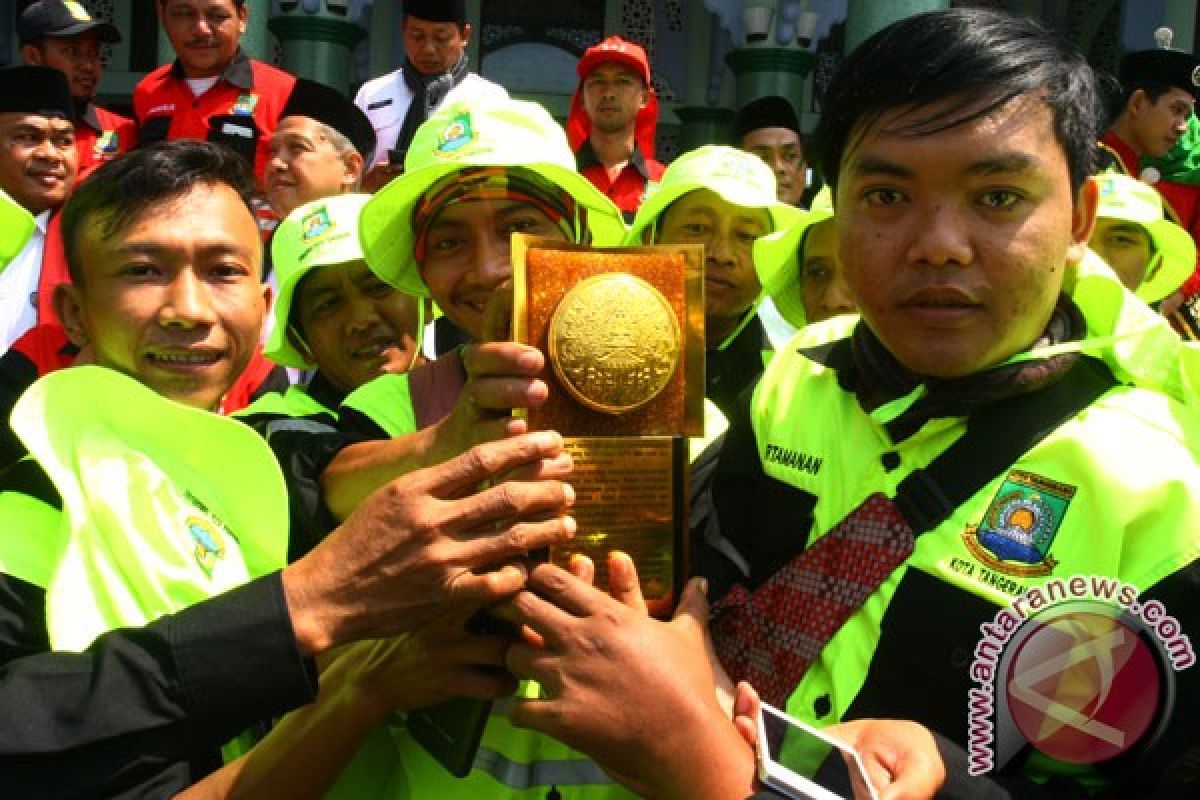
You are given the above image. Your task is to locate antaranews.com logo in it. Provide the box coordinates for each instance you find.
[967,575,1194,775]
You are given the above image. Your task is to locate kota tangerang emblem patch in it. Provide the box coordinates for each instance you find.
[962,471,1074,577]
[437,112,475,154]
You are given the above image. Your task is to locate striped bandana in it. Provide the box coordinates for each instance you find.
[412,167,581,263]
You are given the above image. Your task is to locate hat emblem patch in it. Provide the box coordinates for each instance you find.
[436,112,475,155]
[63,1,92,22]
[302,206,334,242]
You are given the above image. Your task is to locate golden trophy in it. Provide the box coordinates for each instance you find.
[512,235,704,617]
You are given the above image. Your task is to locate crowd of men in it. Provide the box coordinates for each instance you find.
[1,1,1199,799]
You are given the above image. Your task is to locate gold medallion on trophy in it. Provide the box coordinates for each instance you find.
[547,273,682,414]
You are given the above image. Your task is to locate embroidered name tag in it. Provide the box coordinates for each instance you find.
[221,123,253,138]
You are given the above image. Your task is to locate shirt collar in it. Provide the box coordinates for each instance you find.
[169,48,254,90]
[33,210,51,234]
[575,139,653,179]
[79,102,101,132]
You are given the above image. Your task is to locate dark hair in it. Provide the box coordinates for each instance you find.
[401,15,468,35]
[812,8,1100,196]
[61,140,256,285]
[158,0,245,7]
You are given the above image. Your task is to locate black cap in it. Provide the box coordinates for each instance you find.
[281,78,377,162]
[17,0,121,46]
[732,95,801,141]
[1119,48,1200,98]
[403,0,467,25]
[0,66,74,117]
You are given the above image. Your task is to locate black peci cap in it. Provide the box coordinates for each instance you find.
[280,78,377,161]
[0,66,74,117]
[1119,48,1200,99]
[732,95,802,142]
[403,0,467,25]
[17,0,121,46]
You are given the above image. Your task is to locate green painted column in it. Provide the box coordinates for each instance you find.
[675,107,736,151]
[157,0,272,67]
[726,47,814,112]
[268,12,366,94]
[368,0,400,78]
[240,0,271,63]
[845,0,949,53]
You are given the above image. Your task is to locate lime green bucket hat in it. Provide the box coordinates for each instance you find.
[752,185,834,329]
[359,97,627,298]
[1093,172,1196,304]
[624,145,806,246]
[0,187,35,268]
[266,193,373,368]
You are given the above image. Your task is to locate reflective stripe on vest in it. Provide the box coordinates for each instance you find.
[323,682,636,799]
[474,746,614,789]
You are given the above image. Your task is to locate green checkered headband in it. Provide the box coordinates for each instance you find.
[412,166,583,264]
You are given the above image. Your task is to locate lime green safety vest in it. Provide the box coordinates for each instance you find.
[341,372,418,437]
[744,258,1200,784]
[0,366,291,761]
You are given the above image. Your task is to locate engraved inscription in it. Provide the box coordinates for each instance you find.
[548,273,681,414]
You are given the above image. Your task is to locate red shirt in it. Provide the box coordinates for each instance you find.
[576,140,665,223]
[1100,131,1200,296]
[73,104,136,181]
[133,51,295,183]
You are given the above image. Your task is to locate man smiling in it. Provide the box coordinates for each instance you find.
[134,0,295,182]
[0,66,76,355]
[0,140,578,797]
[18,0,134,180]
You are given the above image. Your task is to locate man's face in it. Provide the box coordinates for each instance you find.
[800,218,855,324]
[291,260,422,394]
[403,16,469,76]
[266,117,360,218]
[656,189,771,342]
[1129,87,1194,158]
[23,32,103,102]
[0,112,76,214]
[581,64,648,136]
[418,197,568,340]
[59,182,268,411]
[835,95,1095,378]
[741,127,806,206]
[1089,218,1153,291]
[160,0,246,79]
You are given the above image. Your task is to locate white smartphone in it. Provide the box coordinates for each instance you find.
[756,702,880,800]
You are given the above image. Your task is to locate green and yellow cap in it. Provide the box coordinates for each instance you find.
[359,97,627,297]
[0,188,35,267]
[1093,172,1196,304]
[266,193,372,368]
[752,185,834,329]
[624,145,806,246]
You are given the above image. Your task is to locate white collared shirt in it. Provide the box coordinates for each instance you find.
[0,210,49,355]
[353,70,508,167]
